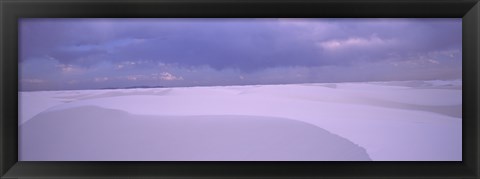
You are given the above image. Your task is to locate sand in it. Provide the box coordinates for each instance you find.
[19,80,462,161]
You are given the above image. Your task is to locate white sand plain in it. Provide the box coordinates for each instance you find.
[19,80,462,161]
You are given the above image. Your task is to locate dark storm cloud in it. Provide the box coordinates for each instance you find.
[20,19,324,71]
[20,18,461,71]
[19,18,462,91]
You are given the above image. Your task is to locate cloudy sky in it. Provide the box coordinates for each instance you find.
[19,18,461,91]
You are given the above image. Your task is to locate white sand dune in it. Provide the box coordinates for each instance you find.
[20,106,371,161]
[19,80,462,161]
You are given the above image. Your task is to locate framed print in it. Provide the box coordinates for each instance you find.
[1,0,479,178]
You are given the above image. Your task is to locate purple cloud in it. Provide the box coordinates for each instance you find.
[19,18,461,91]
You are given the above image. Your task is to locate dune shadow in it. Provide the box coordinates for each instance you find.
[352,96,462,118]
[54,89,173,101]
[20,106,371,161]
[372,80,462,90]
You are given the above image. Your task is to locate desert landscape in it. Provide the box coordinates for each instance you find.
[19,18,462,161]
[19,79,462,161]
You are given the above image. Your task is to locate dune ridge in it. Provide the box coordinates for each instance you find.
[20,105,371,161]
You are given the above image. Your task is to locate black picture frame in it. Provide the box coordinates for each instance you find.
[1,0,479,178]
